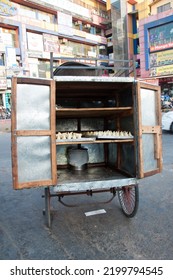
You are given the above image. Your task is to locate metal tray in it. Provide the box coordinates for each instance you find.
[56,137,96,142]
[96,135,134,139]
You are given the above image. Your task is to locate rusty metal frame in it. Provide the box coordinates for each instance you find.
[43,184,138,228]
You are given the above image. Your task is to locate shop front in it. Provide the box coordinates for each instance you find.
[159,76,173,110]
[147,19,173,111]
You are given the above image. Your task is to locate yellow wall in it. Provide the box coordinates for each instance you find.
[106,0,111,11]
[136,0,150,20]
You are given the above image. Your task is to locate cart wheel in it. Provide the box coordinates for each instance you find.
[118,185,139,218]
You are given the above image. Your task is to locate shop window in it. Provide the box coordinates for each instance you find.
[38,60,50,79]
[27,32,44,52]
[157,3,171,13]
[134,38,139,55]
[136,59,140,69]
[1,28,18,48]
[99,45,108,61]
[37,11,55,23]
[73,21,96,35]
[67,41,97,58]
[96,27,102,36]
[83,23,92,32]
[19,5,56,24]
[19,6,36,19]
[73,20,83,31]
[0,53,5,66]
[28,59,39,78]
[90,26,96,35]
[0,94,3,106]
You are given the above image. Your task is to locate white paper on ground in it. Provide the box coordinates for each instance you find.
[85,209,106,217]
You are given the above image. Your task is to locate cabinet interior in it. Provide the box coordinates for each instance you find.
[55,80,136,185]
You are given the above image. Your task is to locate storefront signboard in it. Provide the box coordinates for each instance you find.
[150,42,173,52]
[88,51,96,58]
[150,49,173,68]
[43,34,60,53]
[150,64,173,77]
[0,28,5,52]
[0,0,17,17]
[139,79,159,86]
[27,51,43,58]
[0,78,7,90]
[60,45,73,56]
[27,32,44,52]
[160,77,173,83]
[149,22,173,52]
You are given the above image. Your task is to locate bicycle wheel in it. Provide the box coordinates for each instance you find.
[118,185,139,218]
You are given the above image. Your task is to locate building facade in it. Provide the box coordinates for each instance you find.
[1,0,172,110]
[107,0,173,98]
[0,0,109,109]
[138,0,173,98]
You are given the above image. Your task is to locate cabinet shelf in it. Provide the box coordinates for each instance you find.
[56,138,134,145]
[54,167,137,192]
[56,107,133,118]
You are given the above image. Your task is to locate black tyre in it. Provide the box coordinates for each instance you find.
[170,123,173,133]
[118,185,139,218]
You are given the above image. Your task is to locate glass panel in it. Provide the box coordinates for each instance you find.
[17,136,51,183]
[140,88,156,126]
[17,84,50,130]
[142,134,157,172]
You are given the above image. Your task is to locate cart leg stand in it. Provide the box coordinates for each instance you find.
[44,187,51,228]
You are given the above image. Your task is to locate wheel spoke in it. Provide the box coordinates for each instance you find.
[118,185,139,218]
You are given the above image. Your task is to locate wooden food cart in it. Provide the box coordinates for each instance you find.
[11,58,162,227]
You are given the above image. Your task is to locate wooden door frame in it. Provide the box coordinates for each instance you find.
[11,77,57,189]
[137,82,162,178]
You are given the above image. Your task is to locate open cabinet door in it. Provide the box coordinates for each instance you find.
[137,82,162,178]
[11,77,57,189]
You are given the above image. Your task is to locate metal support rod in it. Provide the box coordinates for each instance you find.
[133,55,136,80]
[50,54,135,78]
[50,52,54,79]
[46,187,117,198]
[58,189,116,207]
[44,187,51,228]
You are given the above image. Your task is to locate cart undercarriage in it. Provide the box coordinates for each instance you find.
[43,167,139,227]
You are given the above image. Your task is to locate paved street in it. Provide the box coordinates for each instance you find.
[0,131,173,260]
